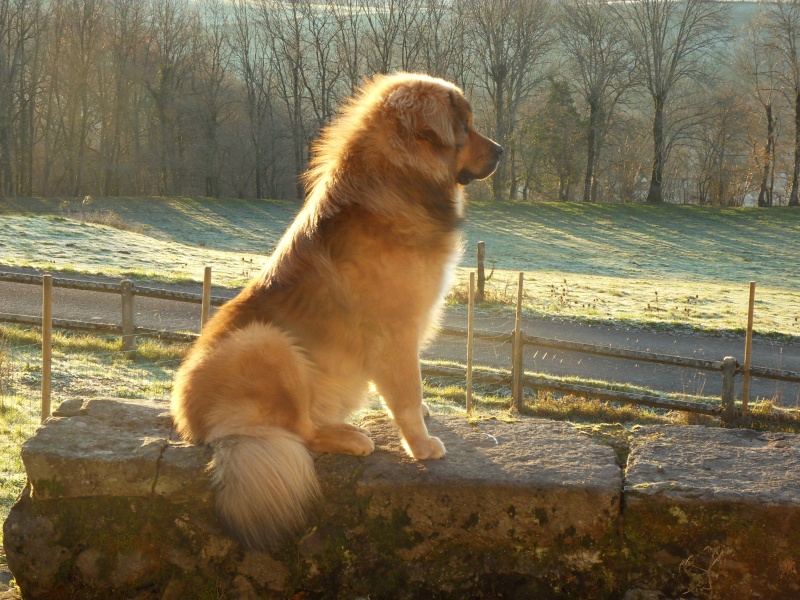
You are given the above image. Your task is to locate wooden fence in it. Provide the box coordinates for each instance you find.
[2,269,799,425]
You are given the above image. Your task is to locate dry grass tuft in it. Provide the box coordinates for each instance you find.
[60,199,148,234]
[522,390,671,425]
[80,209,148,234]
[0,333,10,409]
[740,400,800,434]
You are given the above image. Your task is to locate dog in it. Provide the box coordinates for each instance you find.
[171,72,503,550]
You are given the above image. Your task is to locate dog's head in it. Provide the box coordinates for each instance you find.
[379,73,503,185]
[306,73,502,194]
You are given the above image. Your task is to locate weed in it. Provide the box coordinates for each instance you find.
[549,278,574,310]
[0,333,10,409]
[240,256,256,279]
[679,543,732,599]
[682,295,699,319]
[645,290,664,314]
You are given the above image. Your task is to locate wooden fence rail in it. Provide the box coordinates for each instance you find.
[2,270,799,424]
[0,313,198,343]
[0,272,230,305]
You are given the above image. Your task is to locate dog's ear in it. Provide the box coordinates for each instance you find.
[385,84,456,147]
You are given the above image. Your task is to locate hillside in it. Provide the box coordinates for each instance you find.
[1,196,798,337]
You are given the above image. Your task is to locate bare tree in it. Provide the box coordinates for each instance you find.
[190,0,233,198]
[616,0,730,203]
[258,0,309,200]
[559,0,634,203]
[60,0,106,195]
[298,1,342,131]
[329,0,365,94]
[361,0,419,74]
[462,0,554,200]
[736,12,783,207]
[693,85,753,206]
[601,118,650,204]
[231,0,270,198]
[412,0,473,93]
[765,0,800,206]
[144,0,193,196]
[0,0,47,196]
[97,0,147,196]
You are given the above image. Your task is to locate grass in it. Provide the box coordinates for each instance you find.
[454,202,800,339]
[0,324,188,559]
[2,196,799,338]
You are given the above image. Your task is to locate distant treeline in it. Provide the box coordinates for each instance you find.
[1,0,799,205]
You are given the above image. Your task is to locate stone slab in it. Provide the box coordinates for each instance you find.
[624,425,800,598]
[22,398,172,499]
[329,415,624,596]
[358,415,621,549]
[4,398,625,599]
[626,425,800,504]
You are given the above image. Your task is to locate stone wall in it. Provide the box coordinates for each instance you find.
[3,397,800,599]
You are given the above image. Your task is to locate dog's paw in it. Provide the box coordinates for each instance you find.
[420,402,431,418]
[403,435,446,460]
[342,423,372,437]
[309,427,375,456]
[352,433,376,456]
[335,431,375,456]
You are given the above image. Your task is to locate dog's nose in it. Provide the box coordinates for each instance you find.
[494,143,504,158]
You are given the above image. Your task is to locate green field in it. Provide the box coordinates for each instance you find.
[1,196,798,338]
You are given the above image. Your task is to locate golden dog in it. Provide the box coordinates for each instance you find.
[171,73,502,550]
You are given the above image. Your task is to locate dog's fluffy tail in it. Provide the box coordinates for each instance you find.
[209,426,320,550]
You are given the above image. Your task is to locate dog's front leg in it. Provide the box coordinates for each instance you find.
[372,348,445,460]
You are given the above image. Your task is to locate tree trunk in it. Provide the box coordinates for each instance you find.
[583,101,599,203]
[0,119,13,196]
[73,82,90,196]
[646,93,665,203]
[758,104,773,208]
[292,65,304,201]
[158,102,170,196]
[17,72,29,195]
[791,89,800,207]
[255,145,263,199]
[492,69,506,201]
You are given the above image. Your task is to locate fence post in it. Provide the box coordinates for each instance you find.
[511,272,525,411]
[466,272,475,412]
[742,281,756,415]
[121,279,136,353]
[41,274,52,423]
[201,266,212,330]
[721,356,737,423]
[476,241,486,303]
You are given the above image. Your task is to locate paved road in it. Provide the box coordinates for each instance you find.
[2,267,799,407]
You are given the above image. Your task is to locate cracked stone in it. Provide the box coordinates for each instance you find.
[22,398,171,499]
